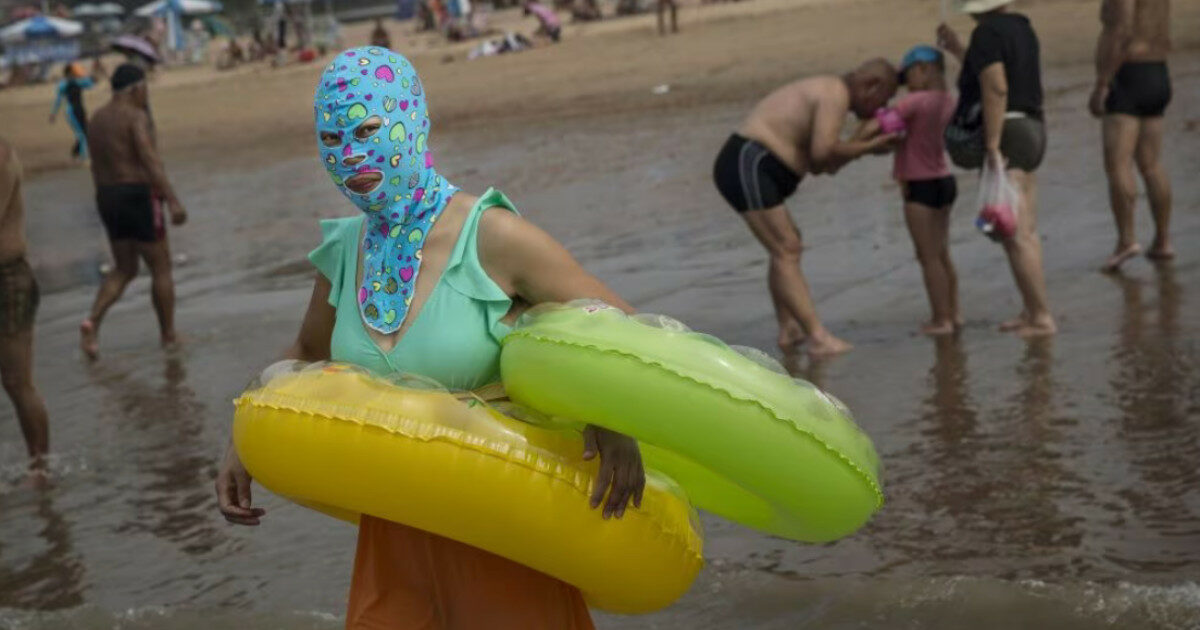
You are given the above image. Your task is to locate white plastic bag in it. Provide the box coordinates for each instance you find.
[974,160,1020,242]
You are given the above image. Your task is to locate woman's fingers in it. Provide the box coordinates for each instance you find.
[236,472,254,509]
[632,456,646,509]
[581,425,599,461]
[590,457,614,510]
[606,463,629,519]
[216,469,264,525]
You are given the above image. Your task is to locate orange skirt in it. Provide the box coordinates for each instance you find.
[346,515,595,630]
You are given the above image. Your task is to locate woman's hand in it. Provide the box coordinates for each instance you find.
[583,425,645,519]
[215,443,265,526]
[986,148,1007,172]
[936,23,965,60]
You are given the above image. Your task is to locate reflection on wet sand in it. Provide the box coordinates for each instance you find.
[887,336,1085,578]
[0,491,84,610]
[1105,267,1200,572]
[90,354,224,557]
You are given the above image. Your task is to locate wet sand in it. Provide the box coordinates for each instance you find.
[2,0,1200,627]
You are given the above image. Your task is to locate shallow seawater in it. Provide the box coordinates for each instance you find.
[2,58,1199,629]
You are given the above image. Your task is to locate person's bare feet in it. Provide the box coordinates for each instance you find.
[777,322,807,354]
[1101,242,1142,273]
[1014,312,1057,338]
[26,457,49,490]
[79,319,99,361]
[807,332,852,356]
[998,313,1027,332]
[921,320,956,336]
[1146,240,1175,262]
[161,331,181,352]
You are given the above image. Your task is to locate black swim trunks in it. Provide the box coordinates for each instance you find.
[96,183,164,243]
[903,176,958,209]
[713,134,801,212]
[0,257,40,336]
[1105,61,1172,118]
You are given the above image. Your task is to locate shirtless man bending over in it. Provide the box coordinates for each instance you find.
[1090,0,1173,272]
[80,64,187,360]
[0,139,51,477]
[712,59,899,356]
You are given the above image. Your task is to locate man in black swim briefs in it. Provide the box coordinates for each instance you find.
[713,60,899,356]
[1090,0,1174,272]
[80,64,188,360]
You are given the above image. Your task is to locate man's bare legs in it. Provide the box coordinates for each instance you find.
[80,237,177,359]
[657,0,678,35]
[0,329,49,474]
[139,238,178,348]
[1101,114,1143,272]
[999,170,1056,337]
[743,206,851,356]
[769,278,806,353]
[1135,116,1173,261]
[903,202,959,335]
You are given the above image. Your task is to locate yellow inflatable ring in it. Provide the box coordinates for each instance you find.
[233,361,703,614]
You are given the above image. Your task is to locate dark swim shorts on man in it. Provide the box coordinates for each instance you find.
[95,183,163,243]
[713,134,801,212]
[1105,62,1172,118]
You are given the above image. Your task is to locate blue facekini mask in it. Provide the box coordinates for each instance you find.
[314,46,458,335]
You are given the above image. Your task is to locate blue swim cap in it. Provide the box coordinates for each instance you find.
[898,45,943,77]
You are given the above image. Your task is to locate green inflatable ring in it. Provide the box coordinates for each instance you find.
[500,302,883,543]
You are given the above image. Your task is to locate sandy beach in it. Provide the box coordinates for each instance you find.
[1,0,1199,627]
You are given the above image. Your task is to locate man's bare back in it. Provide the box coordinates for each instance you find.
[0,140,29,262]
[738,76,849,176]
[1122,0,1171,61]
[88,101,156,186]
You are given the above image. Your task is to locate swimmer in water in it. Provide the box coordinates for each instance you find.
[712,59,900,356]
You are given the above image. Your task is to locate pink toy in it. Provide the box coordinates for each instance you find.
[976,203,1017,241]
[975,162,1020,242]
[874,107,907,135]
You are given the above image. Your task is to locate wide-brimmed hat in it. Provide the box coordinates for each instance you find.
[957,0,1013,14]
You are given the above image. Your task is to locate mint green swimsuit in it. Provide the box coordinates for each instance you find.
[308,189,517,391]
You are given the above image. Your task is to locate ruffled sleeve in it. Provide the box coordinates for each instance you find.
[442,188,519,342]
[308,217,360,308]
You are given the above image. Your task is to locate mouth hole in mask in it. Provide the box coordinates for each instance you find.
[354,116,383,141]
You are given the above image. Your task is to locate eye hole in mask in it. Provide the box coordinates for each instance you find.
[320,131,341,148]
[354,116,383,141]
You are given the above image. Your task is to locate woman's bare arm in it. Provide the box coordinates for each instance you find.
[479,209,645,519]
[979,62,1009,165]
[216,276,335,525]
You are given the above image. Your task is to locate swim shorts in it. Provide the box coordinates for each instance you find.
[1105,62,1172,118]
[95,183,164,243]
[713,134,801,212]
[0,257,40,336]
[903,176,958,209]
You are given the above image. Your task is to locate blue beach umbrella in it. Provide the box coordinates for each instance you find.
[0,15,84,44]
